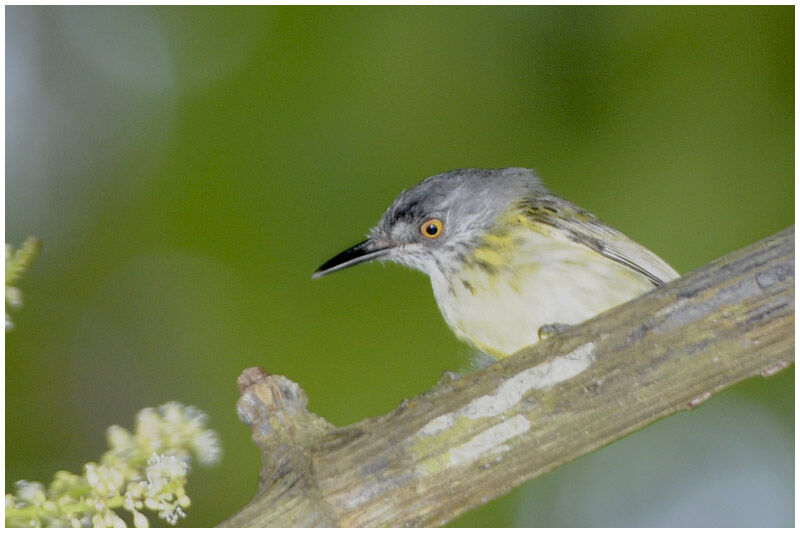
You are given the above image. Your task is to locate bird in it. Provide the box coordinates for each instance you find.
[313,168,679,360]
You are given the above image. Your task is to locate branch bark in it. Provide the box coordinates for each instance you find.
[219,227,794,527]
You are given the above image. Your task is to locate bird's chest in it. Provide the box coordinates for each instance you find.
[428,232,652,358]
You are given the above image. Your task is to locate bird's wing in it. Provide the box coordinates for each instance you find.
[521,194,680,286]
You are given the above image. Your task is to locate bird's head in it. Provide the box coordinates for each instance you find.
[313,167,542,279]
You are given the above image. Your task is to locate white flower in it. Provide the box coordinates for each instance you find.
[164,505,186,526]
[135,408,163,453]
[131,509,149,528]
[13,480,45,505]
[107,425,134,452]
[6,286,22,309]
[193,429,222,466]
[146,453,187,486]
[109,511,127,527]
[85,463,124,499]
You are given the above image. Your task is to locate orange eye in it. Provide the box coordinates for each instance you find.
[421,218,444,239]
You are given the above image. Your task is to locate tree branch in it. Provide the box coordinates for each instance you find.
[219,226,794,527]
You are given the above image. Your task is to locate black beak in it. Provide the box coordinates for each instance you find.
[312,239,392,279]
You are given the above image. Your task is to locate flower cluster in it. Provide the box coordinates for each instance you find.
[5,402,221,527]
[5,237,40,330]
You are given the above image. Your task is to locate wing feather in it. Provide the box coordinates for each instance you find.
[521,193,679,286]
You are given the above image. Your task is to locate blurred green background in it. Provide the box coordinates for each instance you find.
[6,6,793,527]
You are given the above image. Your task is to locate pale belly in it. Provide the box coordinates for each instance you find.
[429,241,656,359]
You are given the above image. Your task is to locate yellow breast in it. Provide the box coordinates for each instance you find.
[427,223,656,359]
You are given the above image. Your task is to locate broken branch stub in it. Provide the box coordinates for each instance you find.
[228,368,338,527]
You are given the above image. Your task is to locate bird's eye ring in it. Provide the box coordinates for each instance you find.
[421,218,444,239]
